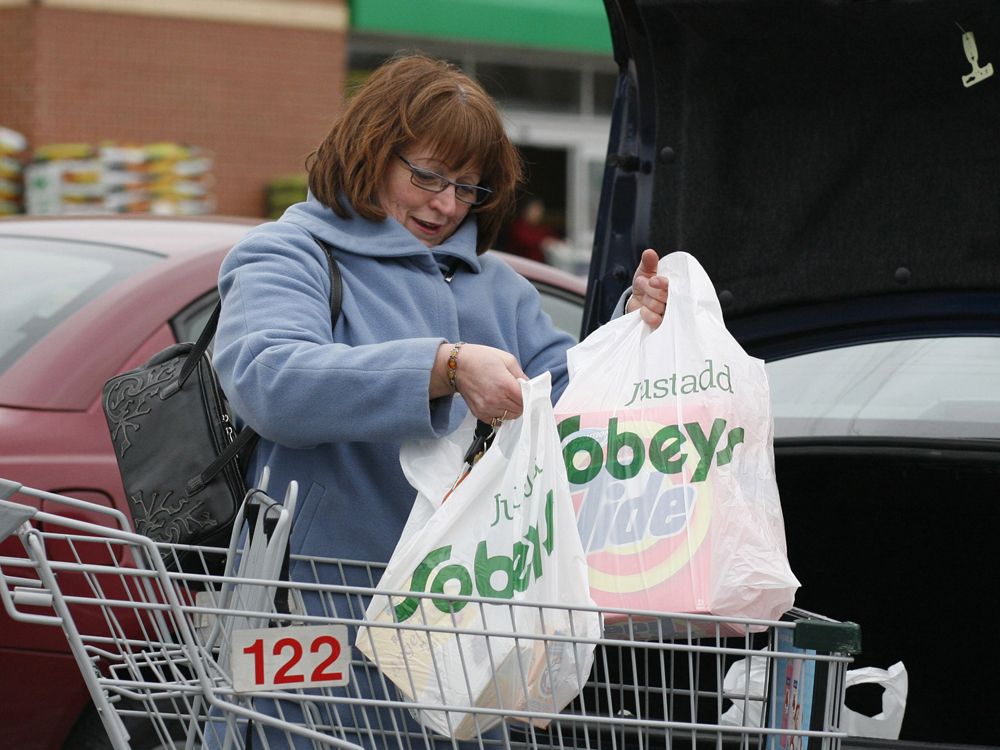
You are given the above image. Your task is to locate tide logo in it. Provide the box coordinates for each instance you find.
[555,413,742,596]
[572,468,711,594]
[576,472,696,554]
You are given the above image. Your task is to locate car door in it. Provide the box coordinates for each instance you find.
[588,1,1000,744]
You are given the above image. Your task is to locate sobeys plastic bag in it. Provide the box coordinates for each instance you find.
[554,251,799,626]
[356,372,600,739]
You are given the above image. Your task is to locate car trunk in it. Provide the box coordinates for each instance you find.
[775,442,1000,744]
[589,0,1000,745]
[586,0,1000,328]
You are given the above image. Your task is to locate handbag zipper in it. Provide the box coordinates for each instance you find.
[221,412,235,443]
[195,360,243,498]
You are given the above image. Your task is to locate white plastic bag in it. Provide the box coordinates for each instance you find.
[356,372,600,740]
[554,251,799,623]
[719,650,768,727]
[842,662,908,739]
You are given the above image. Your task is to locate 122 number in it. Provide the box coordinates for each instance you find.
[243,634,343,685]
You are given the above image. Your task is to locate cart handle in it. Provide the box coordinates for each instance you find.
[793,617,863,655]
[0,478,132,534]
[0,496,37,542]
[0,530,64,626]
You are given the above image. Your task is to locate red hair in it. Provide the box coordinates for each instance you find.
[308,52,523,254]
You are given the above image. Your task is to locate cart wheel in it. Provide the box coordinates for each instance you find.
[62,699,186,750]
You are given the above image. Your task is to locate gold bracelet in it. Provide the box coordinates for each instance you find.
[447,342,464,391]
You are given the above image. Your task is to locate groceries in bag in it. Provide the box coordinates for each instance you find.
[356,372,600,739]
[554,251,799,629]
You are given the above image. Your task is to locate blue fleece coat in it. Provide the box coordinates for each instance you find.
[213,195,576,568]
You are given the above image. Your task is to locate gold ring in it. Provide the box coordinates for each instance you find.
[501,409,508,421]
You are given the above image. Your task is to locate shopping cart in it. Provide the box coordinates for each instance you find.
[0,475,861,750]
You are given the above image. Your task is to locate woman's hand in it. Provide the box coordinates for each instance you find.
[625,248,669,329]
[432,343,526,423]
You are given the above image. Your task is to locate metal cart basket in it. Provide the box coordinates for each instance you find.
[0,476,860,750]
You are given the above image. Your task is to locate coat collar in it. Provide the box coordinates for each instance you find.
[282,193,482,274]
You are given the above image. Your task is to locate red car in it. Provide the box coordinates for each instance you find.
[0,214,586,750]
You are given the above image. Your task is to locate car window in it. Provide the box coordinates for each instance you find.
[534,283,585,342]
[766,336,1000,440]
[0,236,159,376]
[171,292,218,344]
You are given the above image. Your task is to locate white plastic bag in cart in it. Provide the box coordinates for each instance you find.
[356,372,601,740]
[554,251,799,625]
[842,662,908,739]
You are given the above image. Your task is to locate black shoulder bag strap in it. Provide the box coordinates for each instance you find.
[186,239,342,494]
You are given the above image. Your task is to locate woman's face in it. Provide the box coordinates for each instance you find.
[379,144,481,248]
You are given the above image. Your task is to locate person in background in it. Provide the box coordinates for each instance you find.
[211,50,668,746]
[505,195,562,263]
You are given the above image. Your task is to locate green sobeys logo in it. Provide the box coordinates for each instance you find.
[557,415,745,485]
[393,491,554,622]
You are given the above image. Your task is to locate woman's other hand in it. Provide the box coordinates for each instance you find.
[433,343,526,423]
[625,248,669,329]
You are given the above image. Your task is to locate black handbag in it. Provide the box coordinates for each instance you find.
[102,239,342,569]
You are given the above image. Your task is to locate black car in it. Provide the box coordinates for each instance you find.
[587,1,1000,746]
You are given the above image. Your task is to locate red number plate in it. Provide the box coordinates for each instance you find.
[231,624,350,693]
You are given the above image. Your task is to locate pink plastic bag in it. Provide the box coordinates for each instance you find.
[554,251,799,626]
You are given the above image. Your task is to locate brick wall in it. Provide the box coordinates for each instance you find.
[0,8,37,140]
[1,5,346,216]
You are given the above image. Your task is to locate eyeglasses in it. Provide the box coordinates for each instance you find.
[396,154,492,206]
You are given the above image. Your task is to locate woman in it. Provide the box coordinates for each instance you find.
[211,52,667,745]
[214,51,666,567]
